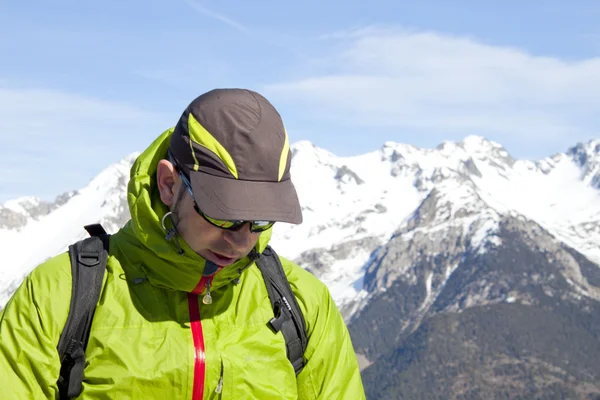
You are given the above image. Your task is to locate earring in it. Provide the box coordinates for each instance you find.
[161,211,177,241]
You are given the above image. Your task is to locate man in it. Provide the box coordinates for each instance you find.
[0,88,365,399]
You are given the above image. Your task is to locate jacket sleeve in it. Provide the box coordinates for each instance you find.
[289,264,366,400]
[0,255,70,400]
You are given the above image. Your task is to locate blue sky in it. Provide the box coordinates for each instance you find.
[1,0,600,202]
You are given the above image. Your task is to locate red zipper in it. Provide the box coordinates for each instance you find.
[188,266,224,399]
[188,294,205,400]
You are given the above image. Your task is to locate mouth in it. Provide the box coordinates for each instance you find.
[207,250,238,266]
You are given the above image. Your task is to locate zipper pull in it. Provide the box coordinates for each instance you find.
[215,375,223,394]
[202,278,213,305]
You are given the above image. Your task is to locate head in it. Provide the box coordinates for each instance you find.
[156,88,302,266]
[156,158,261,266]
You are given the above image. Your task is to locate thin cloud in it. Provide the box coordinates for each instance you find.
[265,27,600,142]
[0,86,157,151]
[183,0,249,35]
[0,86,166,202]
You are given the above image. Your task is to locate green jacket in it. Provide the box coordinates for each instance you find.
[0,129,365,399]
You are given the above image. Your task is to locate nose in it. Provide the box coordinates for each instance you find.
[222,223,254,250]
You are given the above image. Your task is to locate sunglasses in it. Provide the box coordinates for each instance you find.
[168,152,275,233]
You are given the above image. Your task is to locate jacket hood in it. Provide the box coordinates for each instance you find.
[119,128,273,293]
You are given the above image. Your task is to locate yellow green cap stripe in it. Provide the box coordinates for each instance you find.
[278,128,290,181]
[188,113,239,179]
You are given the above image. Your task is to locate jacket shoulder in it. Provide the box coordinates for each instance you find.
[26,252,73,339]
[0,251,73,353]
[276,254,337,335]
[29,251,72,282]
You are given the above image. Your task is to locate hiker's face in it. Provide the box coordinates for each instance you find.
[176,188,261,265]
[157,160,260,266]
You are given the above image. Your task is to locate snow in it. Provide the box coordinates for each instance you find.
[424,273,433,303]
[270,142,425,259]
[3,136,600,313]
[442,262,460,293]
[318,247,374,310]
[2,196,42,215]
[470,147,600,262]
[0,155,134,306]
[470,215,502,254]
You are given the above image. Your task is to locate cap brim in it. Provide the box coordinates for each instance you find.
[189,171,303,224]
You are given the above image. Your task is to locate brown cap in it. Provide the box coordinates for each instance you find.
[169,88,302,224]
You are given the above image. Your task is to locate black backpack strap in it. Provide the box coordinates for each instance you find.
[57,224,109,399]
[256,245,308,375]
[83,223,108,238]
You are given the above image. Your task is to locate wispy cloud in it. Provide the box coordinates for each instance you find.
[183,0,249,35]
[0,86,157,153]
[0,86,167,202]
[265,27,600,144]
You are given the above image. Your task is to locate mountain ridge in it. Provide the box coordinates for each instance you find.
[3,135,600,310]
[2,134,600,397]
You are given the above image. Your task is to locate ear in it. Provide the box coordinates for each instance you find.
[156,159,179,206]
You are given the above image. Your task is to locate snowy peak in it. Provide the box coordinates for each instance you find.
[0,153,138,232]
[458,135,516,170]
[527,138,600,185]
[458,135,508,154]
[81,152,138,196]
[380,141,422,163]
[405,181,483,230]
[290,140,337,166]
[375,135,516,191]
[0,153,138,307]
[289,135,518,201]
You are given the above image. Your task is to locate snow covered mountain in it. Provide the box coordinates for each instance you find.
[3,134,600,397]
[0,154,135,306]
[2,135,600,310]
[284,135,600,316]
